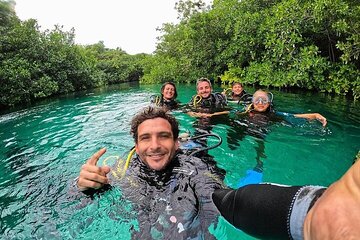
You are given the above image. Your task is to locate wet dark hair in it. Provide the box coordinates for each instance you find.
[130,106,179,143]
[161,82,178,99]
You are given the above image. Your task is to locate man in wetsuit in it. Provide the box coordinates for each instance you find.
[76,106,224,239]
[187,77,228,117]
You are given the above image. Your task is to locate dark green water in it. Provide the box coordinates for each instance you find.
[1,82,359,239]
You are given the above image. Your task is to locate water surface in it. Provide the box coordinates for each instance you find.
[1,82,359,239]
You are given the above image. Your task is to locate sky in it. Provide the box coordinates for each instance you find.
[14,0,187,55]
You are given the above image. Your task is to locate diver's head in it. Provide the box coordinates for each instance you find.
[131,106,180,171]
[252,90,271,113]
[232,82,244,95]
[196,77,212,99]
[161,82,177,100]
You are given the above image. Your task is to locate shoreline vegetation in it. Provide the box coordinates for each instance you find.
[1,0,359,110]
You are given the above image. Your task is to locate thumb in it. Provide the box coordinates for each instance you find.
[87,148,106,166]
[102,165,111,174]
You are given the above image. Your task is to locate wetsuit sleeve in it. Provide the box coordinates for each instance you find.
[212,184,326,240]
[276,111,308,125]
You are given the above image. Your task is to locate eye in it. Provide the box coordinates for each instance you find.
[159,133,172,139]
[139,135,150,141]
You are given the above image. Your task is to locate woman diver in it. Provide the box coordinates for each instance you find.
[150,82,179,110]
[247,90,327,126]
[204,89,327,126]
[199,89,328,188]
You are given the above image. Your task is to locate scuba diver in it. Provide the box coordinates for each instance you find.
[198,89,327,188]
[183,77,231,176]
[74,106,225,239]
[186,77,228,118]
[182,77,226,153]
[202,89,327,126]
[150,82,179,110]
[245,90,327,126]
[222,82,252,104]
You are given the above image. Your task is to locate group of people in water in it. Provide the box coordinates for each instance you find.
[74,78,359,239]
[150,78,327,127]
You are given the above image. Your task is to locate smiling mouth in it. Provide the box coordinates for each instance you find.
[147,153,166,160]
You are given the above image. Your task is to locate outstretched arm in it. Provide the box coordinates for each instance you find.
[293,113,327,127]
[212,183,325,239]
[207,110,230,117]
[304,157,360,240]
[213,157,360,240]
[187,110,230,118]
[77,148,111,191]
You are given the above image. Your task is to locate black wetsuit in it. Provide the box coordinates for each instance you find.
[227,90,252,103]
[150,95,179,110]
[110,152,224,239]
[188,93,227,113]
[186,93,229,156]
[212,184,326,240]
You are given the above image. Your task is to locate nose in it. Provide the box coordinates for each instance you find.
[149,136,161,150]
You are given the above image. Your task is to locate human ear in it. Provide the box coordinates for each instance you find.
[135,144,140,154]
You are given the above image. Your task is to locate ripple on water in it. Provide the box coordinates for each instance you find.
[0,84,359,239]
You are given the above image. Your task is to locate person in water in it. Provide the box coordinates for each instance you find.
[202,89,327,186]
[222,82,251,103]
[76,106,224,239]
[249,89,327,126]
[150,82,179,110]
[184,77,231,158]
[187,77,228,117]
[212,155,360,240]
[205,89,327,126]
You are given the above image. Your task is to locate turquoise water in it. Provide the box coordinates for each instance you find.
[1,82,359,239]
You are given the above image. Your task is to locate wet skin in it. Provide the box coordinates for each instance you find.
[162,84,175,100]
[232,83,243,95]
[135,118,179,171]
[197,81,212,99]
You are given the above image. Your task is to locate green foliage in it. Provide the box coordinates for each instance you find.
[0,0,17,26]
[0,18,146,109]
[142,0,359,100]
[2,0,360,108]
[31,75,59,98]
[327,63,359,95]
[221,64,245,84]
[175,0,207,21]
[0,57,32,105]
